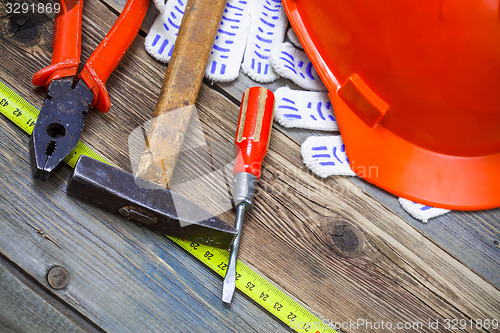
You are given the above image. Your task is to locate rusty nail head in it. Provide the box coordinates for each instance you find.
[47,266,69,290]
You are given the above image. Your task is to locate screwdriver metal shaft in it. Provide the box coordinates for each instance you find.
[222,87,275,304]
[222,203,246,303]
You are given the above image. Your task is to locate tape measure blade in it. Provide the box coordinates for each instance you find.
[0,82,37,135]
[0,81,112,167]
[170,237,338,333]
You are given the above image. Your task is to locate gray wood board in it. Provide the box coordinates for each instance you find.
[0,118,288,332]
[0,254,97,333]
[350,178,500,288]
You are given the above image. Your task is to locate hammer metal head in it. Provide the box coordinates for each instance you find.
[67,156,237,249]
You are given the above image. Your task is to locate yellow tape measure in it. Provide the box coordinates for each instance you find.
[0,80,337,333]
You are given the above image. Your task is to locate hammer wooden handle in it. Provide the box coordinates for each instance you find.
[154,0,227,115]
[138,0,227,187]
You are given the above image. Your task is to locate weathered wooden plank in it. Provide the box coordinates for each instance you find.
[351,178,500,288]
[1,1,499,333]
[97,0,157,33]
[0,255,98,333]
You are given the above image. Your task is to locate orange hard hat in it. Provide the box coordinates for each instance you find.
[282,0,500,210]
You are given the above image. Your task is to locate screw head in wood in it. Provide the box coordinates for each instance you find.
[47,266,69,290]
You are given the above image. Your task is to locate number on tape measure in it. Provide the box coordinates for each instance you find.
[0,86,39,135]
[0,80,337,333]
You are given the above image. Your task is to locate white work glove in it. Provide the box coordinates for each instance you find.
[145,0,288,82]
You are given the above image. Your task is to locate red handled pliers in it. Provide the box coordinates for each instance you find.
[29,0,149,180]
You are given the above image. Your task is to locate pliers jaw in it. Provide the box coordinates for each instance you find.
[29,0,150,180]
[29,78,93,180]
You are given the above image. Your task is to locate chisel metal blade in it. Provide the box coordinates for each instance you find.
[67,155,237,249]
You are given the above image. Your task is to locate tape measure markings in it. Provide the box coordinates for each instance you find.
[0,80,337,333]
[171,237,336,332]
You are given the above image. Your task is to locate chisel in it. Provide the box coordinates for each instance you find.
[222,87,275,303]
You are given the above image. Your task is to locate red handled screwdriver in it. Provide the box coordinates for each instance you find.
[222,87,275,303]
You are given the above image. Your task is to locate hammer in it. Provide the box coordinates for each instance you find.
[67,0,238,249]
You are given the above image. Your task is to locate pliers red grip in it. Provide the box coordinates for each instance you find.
[32,0,149,113]
[30,0,149,180]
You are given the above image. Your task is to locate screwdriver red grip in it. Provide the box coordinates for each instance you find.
[234,87,275,178]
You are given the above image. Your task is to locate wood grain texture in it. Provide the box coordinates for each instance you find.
[0,1,499,332]
[350,178,500,288]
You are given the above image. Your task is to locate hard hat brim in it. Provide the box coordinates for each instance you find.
[283,0,500,210]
